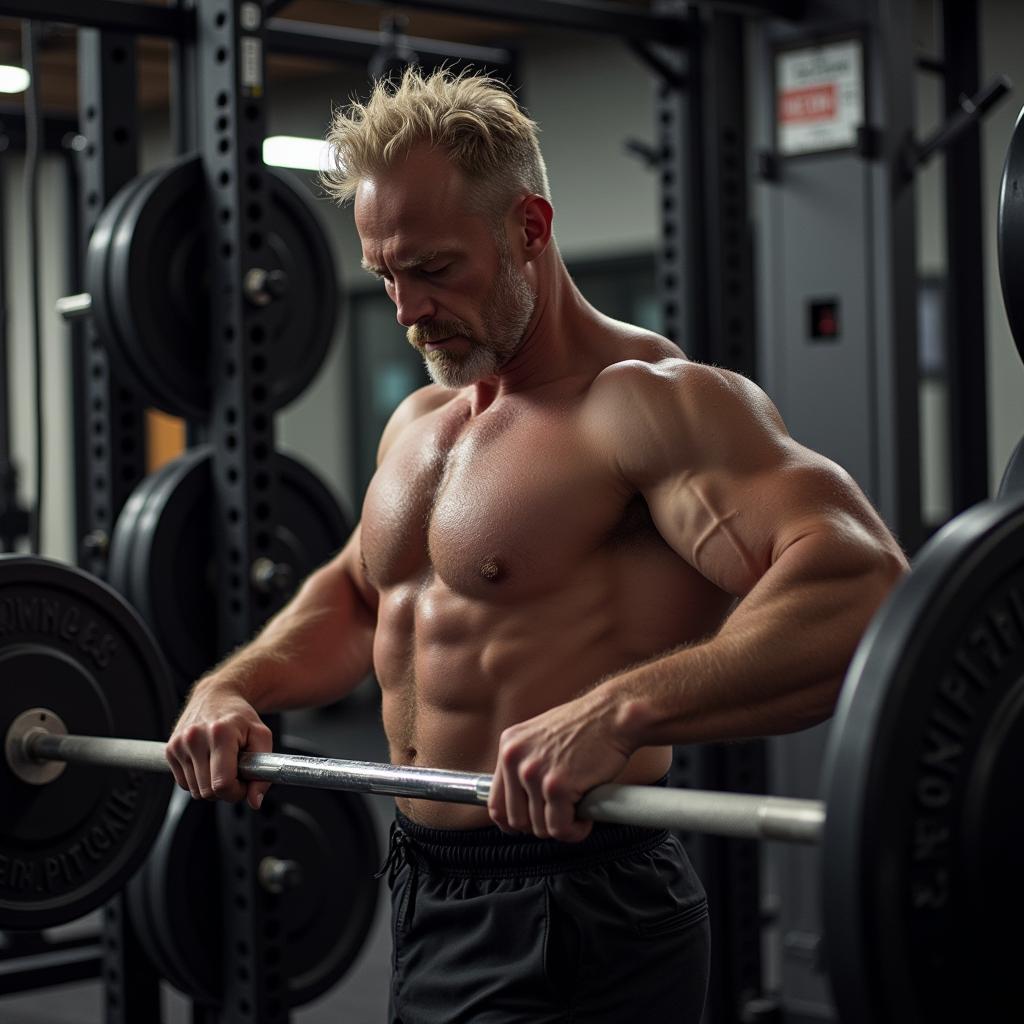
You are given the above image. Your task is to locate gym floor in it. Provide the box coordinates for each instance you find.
[0,687,394,1024]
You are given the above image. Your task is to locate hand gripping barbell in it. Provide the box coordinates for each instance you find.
[2,494,1023,1023]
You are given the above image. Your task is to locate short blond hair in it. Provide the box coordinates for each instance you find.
[320,67,550,217]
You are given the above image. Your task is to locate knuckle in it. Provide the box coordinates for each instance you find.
[181,724,207,747]
[541,774,566,799]
[209,719,239,742]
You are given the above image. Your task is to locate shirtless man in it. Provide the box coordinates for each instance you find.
[166,69,908,1022]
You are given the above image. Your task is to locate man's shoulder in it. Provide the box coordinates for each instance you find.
[393,382,454,421]
[583,353,781,481]
[589,350,752,413]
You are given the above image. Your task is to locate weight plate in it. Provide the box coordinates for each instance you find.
[85,170,160,384]
[0,557,175,929]
[107,457,181,611]
[128,738,380,1006]
[998,103,1024,365]
[100,154,338,419]
[111,446,349,693]
[822,497,1024,1023]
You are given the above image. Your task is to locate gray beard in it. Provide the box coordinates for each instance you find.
[420,250,536,389]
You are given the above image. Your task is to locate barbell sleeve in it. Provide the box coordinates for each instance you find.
[55,292,93,321]
[24,731,825,844]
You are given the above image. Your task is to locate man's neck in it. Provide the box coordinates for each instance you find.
[479,254,603,401]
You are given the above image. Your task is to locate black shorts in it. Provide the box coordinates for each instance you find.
[380,805,710,1023]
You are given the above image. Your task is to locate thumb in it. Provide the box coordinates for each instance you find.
[247,779,271,811]
[245,725,273,811]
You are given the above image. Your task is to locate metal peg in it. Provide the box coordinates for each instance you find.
[251,557,294,594]
[56,293,93,322]
[258,856,303,894]
[243,267,289,307]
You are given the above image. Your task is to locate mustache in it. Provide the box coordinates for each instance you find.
[408,320,473,346]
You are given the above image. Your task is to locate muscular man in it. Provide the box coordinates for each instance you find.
[167,69,908,1022]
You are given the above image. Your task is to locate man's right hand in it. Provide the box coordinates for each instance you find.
[165,680,273,810]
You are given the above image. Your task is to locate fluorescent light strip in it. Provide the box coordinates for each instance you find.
[0,65,30,94]
[262,135,333,172]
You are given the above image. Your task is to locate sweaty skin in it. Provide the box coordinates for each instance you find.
[166,145,908,838]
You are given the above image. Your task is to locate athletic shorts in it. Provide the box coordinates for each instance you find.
[379,799,710,1023]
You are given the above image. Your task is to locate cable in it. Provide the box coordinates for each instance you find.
[21,20,42,555]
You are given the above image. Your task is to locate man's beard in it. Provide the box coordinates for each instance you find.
[407,243,535,389]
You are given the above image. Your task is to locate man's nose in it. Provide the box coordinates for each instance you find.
[393,281,436,328]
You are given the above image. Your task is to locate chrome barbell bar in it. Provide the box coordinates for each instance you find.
[21,730,825,844]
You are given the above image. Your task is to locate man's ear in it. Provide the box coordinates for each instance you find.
[515,195,553,262]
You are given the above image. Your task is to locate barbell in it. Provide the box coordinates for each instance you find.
[1,492,1023,1023]
[8,719,826,844]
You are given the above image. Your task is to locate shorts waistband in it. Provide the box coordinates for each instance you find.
[391,774,671,877]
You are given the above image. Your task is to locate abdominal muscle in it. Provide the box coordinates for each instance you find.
[374,560,728,829]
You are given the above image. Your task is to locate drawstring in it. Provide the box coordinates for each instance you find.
[376,825,420,929]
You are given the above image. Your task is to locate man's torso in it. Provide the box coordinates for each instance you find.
[360,354,733,826]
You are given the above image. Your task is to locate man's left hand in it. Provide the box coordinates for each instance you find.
[487,690,634,842]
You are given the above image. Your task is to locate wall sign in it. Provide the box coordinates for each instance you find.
[775,37,866,157]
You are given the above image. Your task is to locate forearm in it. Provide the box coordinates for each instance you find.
[192,559,376,714]
[601,532,909,749]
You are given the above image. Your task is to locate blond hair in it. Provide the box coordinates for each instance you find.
[320,67,550,218]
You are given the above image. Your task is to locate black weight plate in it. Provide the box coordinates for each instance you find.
[0,557,175,929]
[822,497,1024,1023]
[998,103,1024,364]
[104,154,338,419]
[107,457,182,611]
[121,446,349,693]
[84,170,161,383]
[128,738,380,1006]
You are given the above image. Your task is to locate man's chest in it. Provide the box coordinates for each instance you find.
[360,402,641,598]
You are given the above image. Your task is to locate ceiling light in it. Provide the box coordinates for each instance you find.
[0,66,29,94]
[262,135,332,172]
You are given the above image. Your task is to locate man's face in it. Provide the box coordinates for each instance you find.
[355,147,536,388]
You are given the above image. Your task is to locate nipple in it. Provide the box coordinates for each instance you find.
[480,557,504,582]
